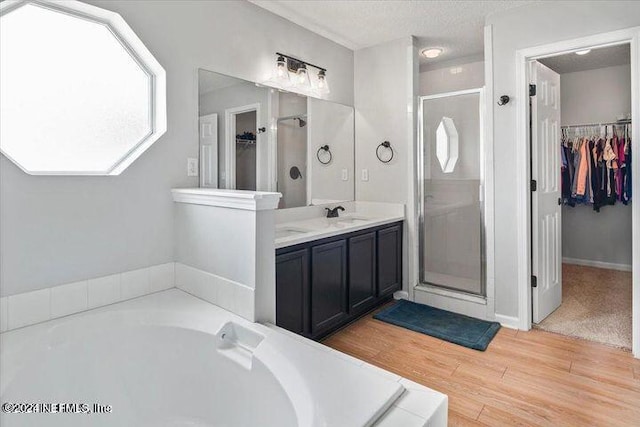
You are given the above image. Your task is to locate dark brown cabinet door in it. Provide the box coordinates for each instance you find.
[348,232,377,314]
[377,225,402,297]
[276,249,309,335]
[310,239,348,336]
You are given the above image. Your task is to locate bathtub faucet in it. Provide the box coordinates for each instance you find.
[325,206,345,218]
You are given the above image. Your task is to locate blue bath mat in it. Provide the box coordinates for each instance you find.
[373,300,500,351]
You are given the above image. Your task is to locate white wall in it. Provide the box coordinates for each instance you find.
[419,60,485,96]
[308,98,355,204]
[0,0,353,297]
[486,0,640,318]
[561,64,631,125]
[560,64,632,267]
[354,36,418,292]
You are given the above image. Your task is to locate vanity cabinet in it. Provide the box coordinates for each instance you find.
[310,240,348,336]
[377,224,402,298]
[275,249,309,336]
[276,221,403,340]
[349,231,377,314]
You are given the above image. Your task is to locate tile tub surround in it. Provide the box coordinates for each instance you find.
[172,188,281,323]
[0,262,175,333]
[275,201,405,248]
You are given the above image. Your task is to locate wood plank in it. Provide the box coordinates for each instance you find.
[322,308,640,427]
[449,410,489,427]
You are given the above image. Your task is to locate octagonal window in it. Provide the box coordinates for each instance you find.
[0,0,166,175]
[436,117,459,173]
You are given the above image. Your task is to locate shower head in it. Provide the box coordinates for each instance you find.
[295,117,307,128]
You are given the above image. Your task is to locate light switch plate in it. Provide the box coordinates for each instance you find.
[361,169,369,181]
[187,158,198,177]
[341,169,348,181]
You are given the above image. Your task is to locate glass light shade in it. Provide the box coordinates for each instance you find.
[436,117,459,173]
[271,55,290,87]
[316,70,330,95]
[294,65,311,89]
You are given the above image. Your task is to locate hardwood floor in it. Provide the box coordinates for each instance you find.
[323,305,640,426]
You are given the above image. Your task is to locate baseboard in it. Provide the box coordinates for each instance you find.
[562,257,632,272]
[494,314,519,330]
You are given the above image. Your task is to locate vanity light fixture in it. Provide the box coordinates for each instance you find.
[265,53,329,97]
[421,48,443,59]
[575,49,591,55]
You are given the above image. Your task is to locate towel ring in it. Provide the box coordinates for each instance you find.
[376,141,394,163]
[317,145,332,165]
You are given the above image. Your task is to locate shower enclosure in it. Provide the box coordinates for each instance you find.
[419,88,485,296]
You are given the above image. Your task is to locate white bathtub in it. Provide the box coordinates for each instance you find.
[0,289,447,426]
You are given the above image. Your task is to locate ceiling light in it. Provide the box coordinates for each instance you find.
[575,49,591,55]
[421,48,443,59]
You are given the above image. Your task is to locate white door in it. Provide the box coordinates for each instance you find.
[531,61,562,323]
[199,113,218,188]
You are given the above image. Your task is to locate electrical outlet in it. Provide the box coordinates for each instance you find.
[361,168,369,181]
[341,169,348,181]
[187,158,198,177]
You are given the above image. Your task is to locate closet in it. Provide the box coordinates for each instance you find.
[533,43,633,349]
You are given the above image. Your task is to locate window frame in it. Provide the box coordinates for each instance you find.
[0,0,167,176]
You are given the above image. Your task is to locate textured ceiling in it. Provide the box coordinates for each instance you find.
[248,0,537,64]
[538,44,630,74]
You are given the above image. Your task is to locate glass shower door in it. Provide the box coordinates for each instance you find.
[419,89,485,296]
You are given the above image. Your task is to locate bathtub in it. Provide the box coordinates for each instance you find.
[0,289,447,426]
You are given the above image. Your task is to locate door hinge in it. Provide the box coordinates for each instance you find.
[531,179,537,192]
[531,275,538,288]
[529,84,537,97]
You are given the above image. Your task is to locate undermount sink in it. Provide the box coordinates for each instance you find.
[335,216,371,226]
[275,226,314,239]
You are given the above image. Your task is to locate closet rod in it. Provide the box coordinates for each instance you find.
[561,119,631,129]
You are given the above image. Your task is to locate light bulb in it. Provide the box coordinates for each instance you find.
[316,70,330,95]
[295,64,310,89]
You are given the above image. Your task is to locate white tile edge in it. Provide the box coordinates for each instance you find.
[174,262,255,321]
[0,262,176,334]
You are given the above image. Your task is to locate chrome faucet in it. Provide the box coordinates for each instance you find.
[325,206,345,218]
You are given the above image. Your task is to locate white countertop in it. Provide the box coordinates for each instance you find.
[275,212,404,249]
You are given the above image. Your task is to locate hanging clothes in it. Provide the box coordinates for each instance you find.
[560,122,632,212]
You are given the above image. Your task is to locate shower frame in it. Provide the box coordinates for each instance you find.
[417,87,489,300]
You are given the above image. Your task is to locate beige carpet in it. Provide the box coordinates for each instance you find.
[535,264,632,349]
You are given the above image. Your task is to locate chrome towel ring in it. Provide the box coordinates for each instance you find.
[376,141,394,163]
[317,145,332,164]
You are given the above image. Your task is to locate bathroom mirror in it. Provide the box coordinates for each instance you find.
[0,0,166,175]
[198,68,355,209]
